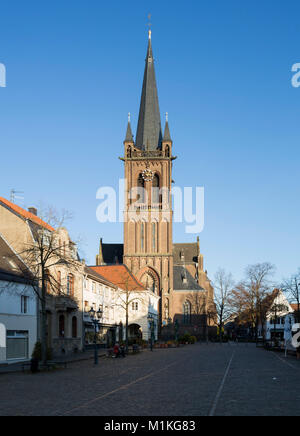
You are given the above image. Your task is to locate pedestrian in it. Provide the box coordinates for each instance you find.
[120,344,126,358]
[113,343,120,358]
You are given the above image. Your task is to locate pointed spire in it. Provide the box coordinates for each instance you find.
[135,31,162,150]
[163,112,172,142]
[96,238,104,266]
[125,113,134,142]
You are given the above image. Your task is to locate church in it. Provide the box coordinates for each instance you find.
[95,30,215,335]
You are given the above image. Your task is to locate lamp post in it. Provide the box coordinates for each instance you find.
[147,314,155,351]
[174,319,179,343]
[89,306,103,365]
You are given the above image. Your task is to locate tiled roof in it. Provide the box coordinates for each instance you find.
[84,266,117,289]
[173,243,198,264]
[263,289,281,312]
[0,197,54,232]
[89,265,145,291]
[173,265,204,291]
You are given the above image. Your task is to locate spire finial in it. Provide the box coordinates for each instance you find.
[148,13,152,39]
[166,112,168,122]
[128,112,131,123]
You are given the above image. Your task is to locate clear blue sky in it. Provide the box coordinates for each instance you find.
[1,0,300,283]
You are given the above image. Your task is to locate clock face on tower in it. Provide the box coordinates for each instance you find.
[141,167,154,182]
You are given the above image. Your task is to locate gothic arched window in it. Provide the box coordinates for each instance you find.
[152,174,160,204]
[137,174,145,203]
[183,301,191,325]
[141,222,145,252]
[152,222,157,252]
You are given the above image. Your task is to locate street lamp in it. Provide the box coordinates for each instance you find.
[174,319,179,343]
[89,306,103,365]
[147,314,155,351]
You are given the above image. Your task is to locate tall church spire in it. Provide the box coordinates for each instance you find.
[135,30,162,150]
[163,113,172,142]
[124,113,134,142]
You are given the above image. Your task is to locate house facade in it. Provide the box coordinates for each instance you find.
[82,265,119,348]
[0,197,84,357]
[258,289,294,341]
[0,235,37,363]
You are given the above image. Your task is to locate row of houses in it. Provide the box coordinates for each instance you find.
[0,196,159,364]
[226,288,300,348]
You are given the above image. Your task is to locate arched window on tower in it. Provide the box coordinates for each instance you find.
[137,174,145,203]
[165,144,170,157]
[141,222,145,252]
[152,222,157,252]
[152,174,161,204]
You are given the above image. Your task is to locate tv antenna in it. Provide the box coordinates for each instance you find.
[10,189,24,204]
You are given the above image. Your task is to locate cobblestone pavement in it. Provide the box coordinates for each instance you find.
[1,343,300,416]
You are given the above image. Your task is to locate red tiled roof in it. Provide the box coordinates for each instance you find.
[0,197,54,232]
[90,265,145,291]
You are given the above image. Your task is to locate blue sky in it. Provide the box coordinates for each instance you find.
[0,0,300,283]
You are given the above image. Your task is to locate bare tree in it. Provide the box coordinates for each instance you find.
[243,262,276,341]
[229,282,256,338]
[213,269,235,342]
[282,270,300,321]
[187,292,216,341]
[10,207,80,365]
[113,276,144,352]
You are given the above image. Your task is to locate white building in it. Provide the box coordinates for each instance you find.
[90,265,160,343]
[259,289,294,342]
[82,266,119,347]
[0,235,37,363]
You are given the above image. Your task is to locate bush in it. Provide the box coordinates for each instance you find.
[32,342,52,361]
[178,333,196,344]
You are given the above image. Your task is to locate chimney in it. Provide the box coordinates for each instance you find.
[28,207,37,216]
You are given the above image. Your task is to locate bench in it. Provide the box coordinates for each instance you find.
[22,360,67,373]
[22,362,32,373]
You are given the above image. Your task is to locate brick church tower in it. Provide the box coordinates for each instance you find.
[122,30,174,323]
[97,30,215,332]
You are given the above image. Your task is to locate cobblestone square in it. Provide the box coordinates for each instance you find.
[1,343,300,416]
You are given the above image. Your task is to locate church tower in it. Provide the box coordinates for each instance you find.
[122,30,175,325]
